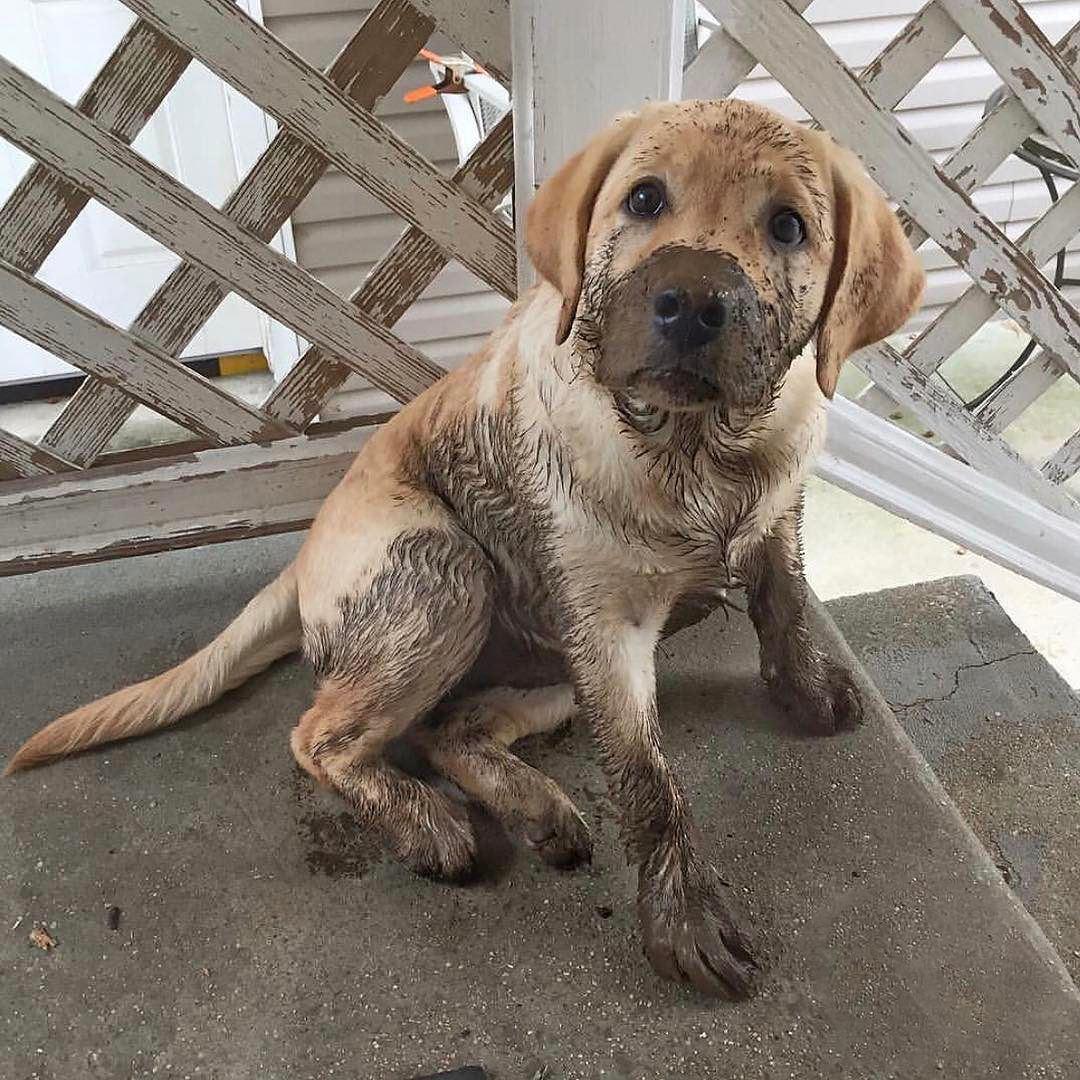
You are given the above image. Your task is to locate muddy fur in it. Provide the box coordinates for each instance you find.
[7,99,923,999]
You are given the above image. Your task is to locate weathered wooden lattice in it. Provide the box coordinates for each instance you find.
[0,0,513,570]
[2,0,1080,589]
[688,0,1080,524]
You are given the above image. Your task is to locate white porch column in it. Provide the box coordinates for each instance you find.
[510,0,687,291]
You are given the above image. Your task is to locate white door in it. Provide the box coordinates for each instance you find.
[0,0,295,385]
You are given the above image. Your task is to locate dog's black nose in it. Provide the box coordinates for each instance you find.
[652,288,727,352]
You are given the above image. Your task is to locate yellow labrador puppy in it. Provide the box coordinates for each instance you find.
[7,99,923,997]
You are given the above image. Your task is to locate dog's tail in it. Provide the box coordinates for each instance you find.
[4,565,302,775]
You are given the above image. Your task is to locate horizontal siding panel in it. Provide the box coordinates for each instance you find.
[267,10,377,66]
[803,0,923,20]
[732,2,1078,141]
[980,155,1047,187]
[963,177,1076,233]
[801,1,1075,67]
[391,289,509,343]
[321,333,494,419]
[292,156,461,225]
[735,72,995,119]
[735,86,1013,152]
[268,9,468,75]
[298,214,441,269]
[804,0,1071,24]
[729,98,1008,158]
[261,0,376,17]
[316,260,493,303]
[264,8,465,105]
[422,332,491,364]
[915,290,1080,333]
[738,60,1076,140]
[802,0,1068,31]
[911,241,1080,331]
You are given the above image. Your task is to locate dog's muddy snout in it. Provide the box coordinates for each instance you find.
[596,246,768,412]
[645,250,755,359]
[651,286,728,353]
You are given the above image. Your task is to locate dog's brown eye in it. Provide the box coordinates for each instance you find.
[627,180,666,218]
[768,209,806,249]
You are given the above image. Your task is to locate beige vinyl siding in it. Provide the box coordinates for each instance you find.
[262,0,508,415]
[732,0,1080,328]
[264,0,1080,406]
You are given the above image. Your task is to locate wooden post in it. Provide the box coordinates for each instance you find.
[510,0,686,290]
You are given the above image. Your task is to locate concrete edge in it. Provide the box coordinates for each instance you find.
[807,590,1080,1004]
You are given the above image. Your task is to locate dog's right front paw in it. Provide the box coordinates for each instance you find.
[637,856,760,998]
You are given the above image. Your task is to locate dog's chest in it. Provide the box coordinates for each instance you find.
[551,466,746,588]
[542,351,825,578]
[547,410,818,581]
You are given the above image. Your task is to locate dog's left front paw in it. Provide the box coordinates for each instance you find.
[765,654,865,735]
[638,856,761,998]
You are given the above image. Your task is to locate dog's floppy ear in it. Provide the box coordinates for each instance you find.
[815,143,925,398]
[526,112,642,345]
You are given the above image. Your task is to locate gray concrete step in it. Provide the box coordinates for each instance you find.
[828,574,1080,986]
[2,539,1078,1079]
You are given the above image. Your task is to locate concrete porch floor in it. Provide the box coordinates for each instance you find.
[2,537,1079,1079]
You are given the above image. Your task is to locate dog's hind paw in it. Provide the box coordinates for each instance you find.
[527,803,593,870]
[399,799,481,885]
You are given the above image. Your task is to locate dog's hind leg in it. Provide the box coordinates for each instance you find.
[417,684,592,868]
[291,519,495,882]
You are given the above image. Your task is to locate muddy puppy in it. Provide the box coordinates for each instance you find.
[6,99,924,997]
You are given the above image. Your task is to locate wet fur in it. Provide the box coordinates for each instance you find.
[6,100,923,999]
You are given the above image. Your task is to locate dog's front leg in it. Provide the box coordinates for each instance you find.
[746,496,864,734]
[562,597,758,997]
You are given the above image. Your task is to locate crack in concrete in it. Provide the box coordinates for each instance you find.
[886,648,1037,711]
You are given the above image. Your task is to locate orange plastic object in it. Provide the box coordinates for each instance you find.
[404,49,489,104]
[403,85,438,104]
